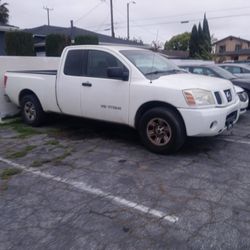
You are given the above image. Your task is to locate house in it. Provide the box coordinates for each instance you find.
[213,36,250,63]
[0,23,19,55]
[24,24,144,56]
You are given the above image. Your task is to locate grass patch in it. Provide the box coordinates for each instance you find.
[31,149,72,167]
[45,140,60,146]
[31,159,51,168]
[0,121,42,138]
[8,145,37,159]
[1,168,22,180]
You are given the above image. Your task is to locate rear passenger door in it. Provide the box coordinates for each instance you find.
[81,49,130,124]
[57,50,86,116]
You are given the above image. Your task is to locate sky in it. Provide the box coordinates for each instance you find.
[6,0,250,45]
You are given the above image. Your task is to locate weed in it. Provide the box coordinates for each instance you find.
[0,121,42,138]
[45,140,60,146]
[1,168,22,180]
[8,145,36,159]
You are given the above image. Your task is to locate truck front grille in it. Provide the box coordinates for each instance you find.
[214,88,235,105]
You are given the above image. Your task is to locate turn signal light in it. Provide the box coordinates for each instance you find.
[183,91,196,106]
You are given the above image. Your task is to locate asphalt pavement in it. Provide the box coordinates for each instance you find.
[1,112,250,250]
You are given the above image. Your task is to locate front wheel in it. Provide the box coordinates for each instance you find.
[20,94,45,127]
[138,107,186,154]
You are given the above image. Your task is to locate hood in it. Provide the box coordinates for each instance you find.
[151,73,234,91]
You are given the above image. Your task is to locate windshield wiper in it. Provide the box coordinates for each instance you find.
[145,69,184,76]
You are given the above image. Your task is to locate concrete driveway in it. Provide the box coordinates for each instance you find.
[1,112,250,250]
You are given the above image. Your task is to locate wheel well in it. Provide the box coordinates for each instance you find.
[135,101,186,132]
[19,89,38,106]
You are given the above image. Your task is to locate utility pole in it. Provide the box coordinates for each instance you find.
[43,6,53,26]
[127,1,136,40]
[110,0,115,38]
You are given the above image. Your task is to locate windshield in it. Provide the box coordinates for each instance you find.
[120,50,184,79]
[211,66,236,80]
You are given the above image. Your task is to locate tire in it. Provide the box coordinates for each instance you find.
[138,107,186,154]
[20,94,45,127]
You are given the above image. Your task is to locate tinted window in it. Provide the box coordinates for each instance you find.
[204,68,216,77]
[225,66,241,74]
[87,50,127,78]
[192,67,204,75]
[64,50,86,76]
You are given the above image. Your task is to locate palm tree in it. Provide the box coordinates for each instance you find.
[0,1,9,24]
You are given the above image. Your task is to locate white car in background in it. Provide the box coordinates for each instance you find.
[219,63,250,79]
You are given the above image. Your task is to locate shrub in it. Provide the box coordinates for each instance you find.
[45,34,71,57]
[5,31,34,56]
[74,35,99,45]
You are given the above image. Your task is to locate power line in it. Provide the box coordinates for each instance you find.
[112,12,250,29]
[74,1,104,23]
[86,6,250,29]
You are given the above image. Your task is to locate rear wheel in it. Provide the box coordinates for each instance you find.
[138,107,186,154]
[20,95,45,126]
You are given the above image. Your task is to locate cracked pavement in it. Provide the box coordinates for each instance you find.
[0,112,250,250]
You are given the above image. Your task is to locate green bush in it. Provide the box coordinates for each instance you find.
[74,35,99,45]
[5,31,34,56]
[45,34,71,57]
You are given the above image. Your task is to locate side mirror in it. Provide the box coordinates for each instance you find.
[107,67,129,81]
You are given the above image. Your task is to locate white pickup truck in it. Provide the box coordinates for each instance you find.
[4,45,240,153]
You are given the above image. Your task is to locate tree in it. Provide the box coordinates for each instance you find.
[0,1,9,24]
[189,15,213,59]
[164,32,191,51]
[203,13,212,54]
[197,22,204,56]
[189,25,198,58]
[5,31,34,56]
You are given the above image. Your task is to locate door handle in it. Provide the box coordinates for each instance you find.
[82,82,92,87]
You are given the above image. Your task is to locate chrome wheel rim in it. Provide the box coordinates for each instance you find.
[146,118,172,146]
[24,101,36,121]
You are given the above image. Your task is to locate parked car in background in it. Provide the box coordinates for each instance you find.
[4,45,240,153]
[179,64,249,113]
[219,63,250,79]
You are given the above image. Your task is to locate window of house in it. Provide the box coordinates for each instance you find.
[219,45,226,53]
[235,44,242,51]
[87,50,127,79]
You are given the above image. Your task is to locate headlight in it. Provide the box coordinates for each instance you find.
[183,89,215,106]
[238,91,249,102]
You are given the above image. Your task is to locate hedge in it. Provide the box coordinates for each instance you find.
[45,34,71,57]
[74,35,99,45]
[5,31,34,56]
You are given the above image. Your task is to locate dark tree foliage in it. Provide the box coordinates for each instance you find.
[0,1,9,24]
[5,31,34,56]
[164,32,191,51]
[74,35,99,45]
[189,25,198,58]
[203,13,212,54]
[197,23,204,55]
[45,34,71,57]
[189,15,212,59]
